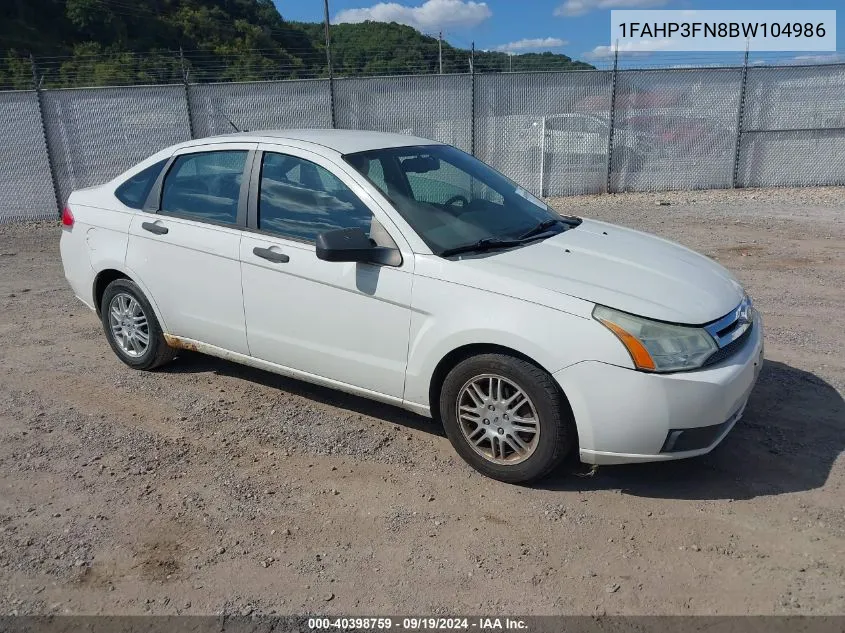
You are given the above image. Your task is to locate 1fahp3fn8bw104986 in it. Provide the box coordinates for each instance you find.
[60,129,764,483]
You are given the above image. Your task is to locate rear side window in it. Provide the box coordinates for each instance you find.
[115,159,167,209]
[160,151,247,225]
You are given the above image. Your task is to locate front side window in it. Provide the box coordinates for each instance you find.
[160,150,247,224]
[115,159,167,209]
[344,145,562,254]
[258,152,373,242]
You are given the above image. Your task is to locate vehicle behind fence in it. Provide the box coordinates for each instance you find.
[2,62,844,223]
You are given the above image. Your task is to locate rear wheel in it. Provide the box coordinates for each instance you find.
[439,353,574,483]
[100,279,175,370]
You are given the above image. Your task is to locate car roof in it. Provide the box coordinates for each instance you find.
[181,129,444,155]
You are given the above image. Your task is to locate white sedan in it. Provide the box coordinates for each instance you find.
[60,130,763,483]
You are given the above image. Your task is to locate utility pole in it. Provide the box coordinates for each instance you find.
[438,31,443,74]
[509,53,512,72]
[469,41,474,74]
[323,0,336,128]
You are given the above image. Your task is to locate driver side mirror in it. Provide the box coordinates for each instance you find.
[315,227,402,267]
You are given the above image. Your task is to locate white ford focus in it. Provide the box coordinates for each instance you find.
[60,130,763,483]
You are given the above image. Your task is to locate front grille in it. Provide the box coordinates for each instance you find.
[703,322,753,367]
[716,319,742,339]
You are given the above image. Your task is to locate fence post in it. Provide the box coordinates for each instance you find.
[731,47,750,188]
[470,42,476,156]
[324,0,336,128]
[180,48,196,140]
[605,45,619,194]
[30,55,62,216]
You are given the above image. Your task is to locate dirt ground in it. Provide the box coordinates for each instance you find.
[0,187,843,616]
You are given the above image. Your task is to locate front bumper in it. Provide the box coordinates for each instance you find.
[554,313,764,465]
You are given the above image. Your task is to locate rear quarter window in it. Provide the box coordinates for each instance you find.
[115,160,167,209]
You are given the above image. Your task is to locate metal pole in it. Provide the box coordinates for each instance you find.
[30,55,62,216]
[605,42,619,194]
[180,48,196,140]
[324,0,336,128]
[470,42,476,156]
[732,45,750,188]
[540,116,547,197]
[439,32,443,74]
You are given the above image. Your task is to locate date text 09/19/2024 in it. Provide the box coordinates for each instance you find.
[307,617,529,630]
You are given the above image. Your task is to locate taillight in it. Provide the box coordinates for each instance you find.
[61,206,74,228]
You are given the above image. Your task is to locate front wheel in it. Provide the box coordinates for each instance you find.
[439,353,575,483]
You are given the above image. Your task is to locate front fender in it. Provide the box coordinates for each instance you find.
[402,275,632,413]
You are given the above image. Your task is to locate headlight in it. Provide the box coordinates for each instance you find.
[593,305,718,372]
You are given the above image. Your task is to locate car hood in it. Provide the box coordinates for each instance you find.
[431,219,744,324]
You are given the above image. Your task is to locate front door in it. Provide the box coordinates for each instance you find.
[238,146,413,399]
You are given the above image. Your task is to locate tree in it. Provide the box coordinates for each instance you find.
[0,0,592,90]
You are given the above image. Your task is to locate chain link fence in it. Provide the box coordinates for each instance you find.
[475,71,613,197]
[610,68,744,194]
[737,64,845,188]
[335,74,473,152]
[1,63,843,223]
[0,91,57,222]
[188,79,332,139]
[40,85,192,205]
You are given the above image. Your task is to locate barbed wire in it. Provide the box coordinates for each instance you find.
[2,46,843,92]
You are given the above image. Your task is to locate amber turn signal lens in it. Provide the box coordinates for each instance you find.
[599,319,657,371]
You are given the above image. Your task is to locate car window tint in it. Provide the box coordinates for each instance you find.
[258,152,373,242]
[364,158,389,195]
[115,159,167,209]
[403,155,504,206]
[160,150,247,224]
[345,145,557,254]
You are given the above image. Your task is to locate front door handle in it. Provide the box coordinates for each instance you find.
[253,246,289,263]
[141,221,169,235]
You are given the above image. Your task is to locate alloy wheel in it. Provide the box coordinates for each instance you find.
[456,373,540,465]
[108,292,150,358]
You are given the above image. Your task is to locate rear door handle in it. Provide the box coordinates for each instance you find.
[141,221,169,235]
[253,246,289,263]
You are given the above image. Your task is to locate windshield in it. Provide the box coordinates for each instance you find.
[343,144,568,255]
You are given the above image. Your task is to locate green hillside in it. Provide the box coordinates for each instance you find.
[0,0,592,89]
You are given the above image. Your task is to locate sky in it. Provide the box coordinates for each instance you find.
[274,0,843,67]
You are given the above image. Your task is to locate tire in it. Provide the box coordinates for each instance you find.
[439,353,574,484]
[100,278,175,371]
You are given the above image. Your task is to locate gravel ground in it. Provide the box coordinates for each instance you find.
[0,186,843,616]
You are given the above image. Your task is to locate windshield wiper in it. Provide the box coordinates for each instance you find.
[439,218,570,257]
[517,218,563,241]
[439,238,523,257]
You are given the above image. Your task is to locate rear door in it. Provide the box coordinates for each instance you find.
[238,143,414,400]
[126,143,256,354]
